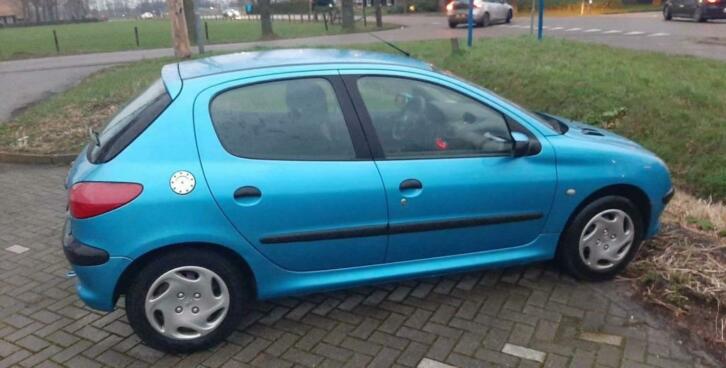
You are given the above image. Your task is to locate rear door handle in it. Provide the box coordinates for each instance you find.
[234,186,261,199]
[399,179,423,191]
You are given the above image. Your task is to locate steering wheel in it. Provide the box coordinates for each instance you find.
[392,95,428,141]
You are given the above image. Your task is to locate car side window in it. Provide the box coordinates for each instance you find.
[210,78,356,160]
[356,76,512,159]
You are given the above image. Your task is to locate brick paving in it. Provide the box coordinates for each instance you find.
[0,163,720,368]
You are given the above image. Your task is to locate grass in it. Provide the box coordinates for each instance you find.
[0,18,395,61]
[1,36,725,201]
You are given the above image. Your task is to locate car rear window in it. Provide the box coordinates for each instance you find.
[88,79,171,164]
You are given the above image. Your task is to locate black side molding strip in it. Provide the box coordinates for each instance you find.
[389,213,543,235]
[260,212,543,244]
[261,225,388,244]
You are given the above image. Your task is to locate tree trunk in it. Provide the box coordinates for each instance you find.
[341,0,354,31]
[166,0,192,58]
[183,0,196,43]
[373,0,382,27]
[258,0,274,38]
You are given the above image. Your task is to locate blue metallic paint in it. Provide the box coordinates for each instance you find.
[64,50,671,312]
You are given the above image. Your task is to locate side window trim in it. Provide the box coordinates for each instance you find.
[207,75,372,161]
[342,74,538,161]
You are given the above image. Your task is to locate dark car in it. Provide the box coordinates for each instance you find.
[663,0,726,21]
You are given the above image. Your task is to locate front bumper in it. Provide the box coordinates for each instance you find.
[662,187,675,205]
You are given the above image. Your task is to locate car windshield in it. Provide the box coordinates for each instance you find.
[436,69,565,134]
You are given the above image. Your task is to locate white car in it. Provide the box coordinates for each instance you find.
[446,0,513,28]
[223,8,241,19]
[139,12,154,19]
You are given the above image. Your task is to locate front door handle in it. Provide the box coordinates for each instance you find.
[234,186,261,199]
[399,179,423,191]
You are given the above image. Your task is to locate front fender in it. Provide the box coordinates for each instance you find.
[544,135,672,237]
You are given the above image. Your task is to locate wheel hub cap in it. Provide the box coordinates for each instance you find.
[144,266,229,340]
[578,209,634,271]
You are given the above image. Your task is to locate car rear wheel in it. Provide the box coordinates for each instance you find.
[449,21,457,28]
[663,5,672,20]
[693,7,706,22]
[557,196,644,281]
[126,248,247,353]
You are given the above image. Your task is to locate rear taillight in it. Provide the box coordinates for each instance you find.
[69,182,143,219]
[706,0,717,3]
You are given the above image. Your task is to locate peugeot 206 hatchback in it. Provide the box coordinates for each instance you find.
[63,49,674,353]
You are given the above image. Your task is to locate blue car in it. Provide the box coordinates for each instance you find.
[63,49,673,352]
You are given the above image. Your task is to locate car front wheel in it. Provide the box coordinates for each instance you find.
[663,5,672,20]
[557,196,644,281]
[506,9,513,23]
[125,248,247,353]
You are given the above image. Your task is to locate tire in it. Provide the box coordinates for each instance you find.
[693,7,706,22]
[506,10,513,23]
[126,248,247,353]
[481,12,490,27]
[449,21,457,28]
[556,196,644,282]
[663,5,672,20]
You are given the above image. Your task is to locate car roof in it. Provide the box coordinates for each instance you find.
[173,48,433,80]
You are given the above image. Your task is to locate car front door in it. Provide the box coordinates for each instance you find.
[344,73,557,262]
[194,74,388,271]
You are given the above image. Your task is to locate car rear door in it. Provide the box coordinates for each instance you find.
[194,73,388,271]
[343,72,557,263]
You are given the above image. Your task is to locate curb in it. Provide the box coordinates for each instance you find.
[0,151,76,165]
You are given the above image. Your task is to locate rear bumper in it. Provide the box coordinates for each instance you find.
[72,257,132,311]
[62,218,129,311]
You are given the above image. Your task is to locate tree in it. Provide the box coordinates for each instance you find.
[341,0,353,31]
[258,0,274,38]
[183,0,196,43]
[373,0,382,27]
[166,0,192,58]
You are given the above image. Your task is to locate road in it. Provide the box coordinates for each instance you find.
[1,12,724,122]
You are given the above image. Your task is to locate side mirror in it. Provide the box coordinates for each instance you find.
[511,132,530,157]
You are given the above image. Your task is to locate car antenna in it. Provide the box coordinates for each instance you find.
[368,33,410,57]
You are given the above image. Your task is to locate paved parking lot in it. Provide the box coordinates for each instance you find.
[0,163,720,368]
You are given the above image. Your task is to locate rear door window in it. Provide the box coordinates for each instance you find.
[209,78,356,161]
[88,79,171,163]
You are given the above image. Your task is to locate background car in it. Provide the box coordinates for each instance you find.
[63,49,672,353]
[663,0,726,21]
[222,8,241,19]
[446,0,513,28]
[139,12,154,20]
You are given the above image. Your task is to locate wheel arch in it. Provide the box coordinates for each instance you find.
[561,184,651,240]
[113,242,257,304]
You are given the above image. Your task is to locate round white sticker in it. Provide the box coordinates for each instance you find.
[170,171,195,195]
